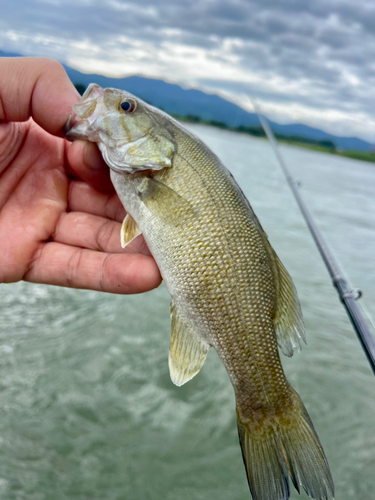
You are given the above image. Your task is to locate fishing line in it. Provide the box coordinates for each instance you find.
[247,96,375,377]
[327,243,375,335]
[359,301,375,334]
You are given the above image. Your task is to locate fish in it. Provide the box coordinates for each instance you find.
[65,84,334,500]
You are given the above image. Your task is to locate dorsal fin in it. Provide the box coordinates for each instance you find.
[169,300,210,386]
[267,246,306,357]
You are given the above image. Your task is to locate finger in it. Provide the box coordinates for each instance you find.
[54,211,150,255]
[0,57,79,136]
[68,181,125,222]
[65,140,113,192]
[25,242,162,294]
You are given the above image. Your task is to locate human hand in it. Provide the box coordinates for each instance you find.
[0,57,161,293]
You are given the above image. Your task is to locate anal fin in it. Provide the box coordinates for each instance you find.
[121,214,142,248]
[169,300,209,386]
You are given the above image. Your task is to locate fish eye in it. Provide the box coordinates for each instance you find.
[120,99,137,114]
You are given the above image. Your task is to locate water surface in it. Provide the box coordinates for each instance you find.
[1,125,375,499]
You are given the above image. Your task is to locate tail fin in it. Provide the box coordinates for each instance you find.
[237,390,334,500]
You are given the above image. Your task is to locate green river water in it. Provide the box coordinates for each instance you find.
[0,124,374,500]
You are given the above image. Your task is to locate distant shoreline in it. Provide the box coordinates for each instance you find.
[72,82,375,164]
[175,114,375,164]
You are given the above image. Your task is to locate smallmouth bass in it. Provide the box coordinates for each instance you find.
[65,84,334,500]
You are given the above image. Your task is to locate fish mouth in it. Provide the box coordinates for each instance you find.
[64,114,88,141]
[64,83,105,141]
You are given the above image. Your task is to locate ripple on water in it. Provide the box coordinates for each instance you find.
[1,127,375,499]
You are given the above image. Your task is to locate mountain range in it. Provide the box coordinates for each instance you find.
[1,50,373,151]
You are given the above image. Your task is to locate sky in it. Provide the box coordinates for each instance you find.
[0,0,374,142]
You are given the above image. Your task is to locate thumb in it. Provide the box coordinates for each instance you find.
[0,57,79,136]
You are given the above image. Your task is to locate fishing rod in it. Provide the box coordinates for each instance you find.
[251,100,375,376]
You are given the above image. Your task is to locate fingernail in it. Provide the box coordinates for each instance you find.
[84,142,107,170]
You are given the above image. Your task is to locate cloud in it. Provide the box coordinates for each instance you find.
[0,0,374,141]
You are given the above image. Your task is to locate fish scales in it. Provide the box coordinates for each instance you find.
[65,84,334,500]
[145,129,287,404]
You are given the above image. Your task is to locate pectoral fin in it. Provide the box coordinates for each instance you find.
[137,177,195,222]
[169,301,209,386]
[268,246,306,357]
[120,214,142,248]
